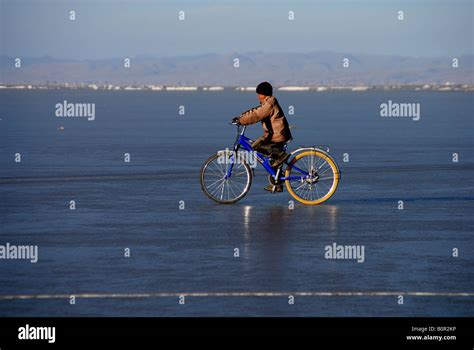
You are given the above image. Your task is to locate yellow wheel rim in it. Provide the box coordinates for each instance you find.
[285,150,340,205]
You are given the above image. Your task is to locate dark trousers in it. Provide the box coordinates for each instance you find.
[253,136,287,160]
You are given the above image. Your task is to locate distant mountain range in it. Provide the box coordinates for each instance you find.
[1,52,472,86]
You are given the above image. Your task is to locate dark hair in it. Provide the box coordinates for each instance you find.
[256,82,273,96]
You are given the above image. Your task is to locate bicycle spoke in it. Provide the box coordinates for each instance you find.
[206,177,226,189]
[302,154,311,172]
[318,180,331,194]
[296,182,308,197]
[317,158,328,170]
[314,187,319,200]
[232,170,248,177]
[319,163,332,175]
[211,180,226,197]
[206,172,225,178]
[293,181,307,192]
[219,180,225,200]
[286,152,338,202]
[202,154,251,203]
[315,154,322,171]
[211,162,225,176]
[227,181,240,198]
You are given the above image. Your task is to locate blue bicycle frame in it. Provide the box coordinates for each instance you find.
[225,125,310,181]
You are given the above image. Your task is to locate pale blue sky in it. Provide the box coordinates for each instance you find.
[1,0,472,59]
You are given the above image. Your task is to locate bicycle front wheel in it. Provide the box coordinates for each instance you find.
[200,151,252,204]
[285,150,340,205]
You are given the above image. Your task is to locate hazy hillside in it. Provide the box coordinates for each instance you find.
[1,51,472,85]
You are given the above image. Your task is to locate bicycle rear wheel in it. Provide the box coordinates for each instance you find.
[284,150,340,205]
[200,151,252,204]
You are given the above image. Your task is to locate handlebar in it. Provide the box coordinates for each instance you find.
[229,121,246,137]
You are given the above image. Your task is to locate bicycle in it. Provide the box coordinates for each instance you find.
[200,122,341,205]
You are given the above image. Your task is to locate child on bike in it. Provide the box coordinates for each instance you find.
[232,82,292,193]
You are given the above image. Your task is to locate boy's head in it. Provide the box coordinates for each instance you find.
[256,82,272,102]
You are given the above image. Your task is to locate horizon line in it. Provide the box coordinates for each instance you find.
[2,50,474,62]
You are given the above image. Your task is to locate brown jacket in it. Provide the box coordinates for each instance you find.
[239,96,292,143]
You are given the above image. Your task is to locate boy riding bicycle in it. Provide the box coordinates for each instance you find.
[232,82,292,193]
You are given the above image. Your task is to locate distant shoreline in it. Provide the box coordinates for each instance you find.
[0,83,473,92]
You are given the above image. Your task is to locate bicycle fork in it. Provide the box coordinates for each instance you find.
[225,153,235,179]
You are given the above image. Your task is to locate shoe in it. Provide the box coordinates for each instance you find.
[264,184,283,193]
[270,153,290,168]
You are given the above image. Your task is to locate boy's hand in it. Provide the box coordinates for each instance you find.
[231,117,241,125]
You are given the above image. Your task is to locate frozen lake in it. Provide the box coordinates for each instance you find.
[0,90,473,316]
